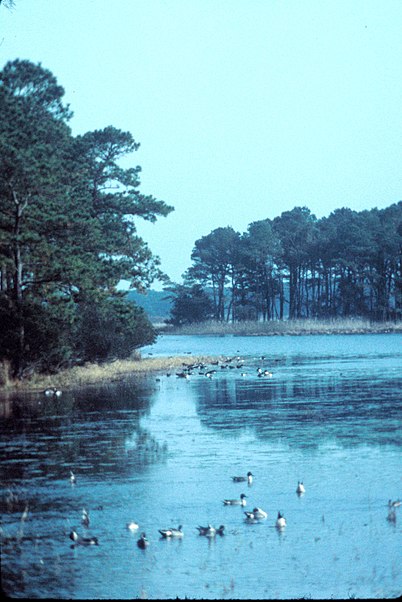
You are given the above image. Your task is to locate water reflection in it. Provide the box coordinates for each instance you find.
[0,377,168,492]
[1,335,401,599]
[194,370,402,447]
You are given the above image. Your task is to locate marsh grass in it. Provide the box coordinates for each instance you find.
[165,318,402,336]
[1,354,221,393]
[2,318,400,393]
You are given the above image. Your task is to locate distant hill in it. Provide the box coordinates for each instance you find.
[126,289,172,323]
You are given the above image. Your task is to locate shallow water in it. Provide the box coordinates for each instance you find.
[1,334,401,599]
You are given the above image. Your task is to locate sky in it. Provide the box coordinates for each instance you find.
[1,0,402,288]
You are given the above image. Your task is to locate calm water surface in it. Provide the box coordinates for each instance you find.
[1,334,401,599]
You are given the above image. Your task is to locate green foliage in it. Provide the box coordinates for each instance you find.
[165,284,213,326]
[183,203,402,323]
[0,59,173,376]
[75,297,156,362]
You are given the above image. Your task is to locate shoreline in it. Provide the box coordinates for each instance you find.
[1,322,401,394]
[0,355,222,395]
[160,318,402,336]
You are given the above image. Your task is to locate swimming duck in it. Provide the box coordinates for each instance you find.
[275,511,287,529]
[127,521,139,531]
[245,507,268,520]
[223,493,247,506]
[296,481,305,495]
[197,524,216,537]
[137,532,149,548]
[158,525,183,538]
[232,472,253,484]
[69,529,99,546]
[388,499,401,508]
[176,372,189,379]
[81,508,90,527]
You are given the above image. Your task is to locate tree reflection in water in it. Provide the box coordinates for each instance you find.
[194,370,401,448]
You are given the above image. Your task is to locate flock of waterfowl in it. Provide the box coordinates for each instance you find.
[67,469,303,550]
[66,470,400,551]
[173,355,274,380]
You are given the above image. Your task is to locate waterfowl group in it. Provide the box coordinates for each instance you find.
[171,356,274,381]
[66,469,302,551]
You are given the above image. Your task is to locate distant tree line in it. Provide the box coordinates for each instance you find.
[0,59,173,377]
[167,204,402,325]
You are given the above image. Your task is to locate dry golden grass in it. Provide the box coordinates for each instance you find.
[166,318,402,336]
[2,317,400,393]
[1,354,221,393]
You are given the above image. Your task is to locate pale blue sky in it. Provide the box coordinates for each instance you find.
[1,0,402,288]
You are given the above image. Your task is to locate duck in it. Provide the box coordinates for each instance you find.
[245,507,268,520]
[137,532,149,548]
[296,481,305,495]
[176,372,189,379]
[81,508,90,527]
[275,511,287,529]
[197,524,216,537]
[232,471,253,484]
[69,529,99,546]
[388,499,401,508]
[196,524,225,537]
[158,525,183,538]
[70,471,76,485]
[223,493,247,506]
[127,521,139,531]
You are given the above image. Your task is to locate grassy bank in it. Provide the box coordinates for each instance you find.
[2,318,400,394]
[0,354,221,394]
[162,318,402,336]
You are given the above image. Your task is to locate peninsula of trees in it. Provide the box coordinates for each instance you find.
[0,59,173,378]
[167,203,402,326]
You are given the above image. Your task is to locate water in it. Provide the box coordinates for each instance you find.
[1,334,401,599]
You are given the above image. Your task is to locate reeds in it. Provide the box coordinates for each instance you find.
[164,318,402,336]
[0,354,221,392]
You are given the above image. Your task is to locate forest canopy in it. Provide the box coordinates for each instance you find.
[168,203,402,325]
[0,59,173,377]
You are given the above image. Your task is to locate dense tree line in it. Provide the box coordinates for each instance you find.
[0,59,173,377]
[168,204,402,325]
